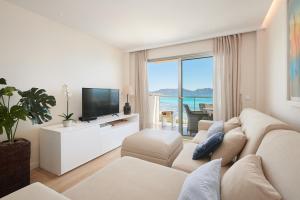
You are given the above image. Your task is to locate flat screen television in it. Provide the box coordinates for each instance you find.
[82,88,119,120]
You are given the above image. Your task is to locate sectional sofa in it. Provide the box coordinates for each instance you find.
[2,109,300,200]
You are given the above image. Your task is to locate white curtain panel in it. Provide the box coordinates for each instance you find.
[132,50,150,129]
[213,34,242,121]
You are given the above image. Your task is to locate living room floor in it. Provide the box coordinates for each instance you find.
[30,147,121,193]
[31,133,192,193]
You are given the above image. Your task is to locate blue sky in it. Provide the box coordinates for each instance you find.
[148,57,213,91]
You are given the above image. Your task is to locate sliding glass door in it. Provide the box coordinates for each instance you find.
[179,57,213,136]
[147,56,213,136]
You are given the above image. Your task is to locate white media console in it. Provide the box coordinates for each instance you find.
[39,113,139,175]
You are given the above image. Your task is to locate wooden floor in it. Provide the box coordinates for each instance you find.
[31,130,192,193]
[31,147,121,193]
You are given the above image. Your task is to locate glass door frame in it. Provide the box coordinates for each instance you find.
[178,54,213,135]
[147,52,213,135]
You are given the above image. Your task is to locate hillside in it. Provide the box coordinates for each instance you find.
[150,88,213,97]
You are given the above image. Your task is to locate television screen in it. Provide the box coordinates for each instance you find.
[82,88,119,119]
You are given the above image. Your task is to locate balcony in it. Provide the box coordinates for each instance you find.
[148,94,213,135]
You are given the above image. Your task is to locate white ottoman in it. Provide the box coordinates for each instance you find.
[121,129,183,167]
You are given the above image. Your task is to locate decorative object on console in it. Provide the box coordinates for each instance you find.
[0,78,56,197]
[123,85,134,115]
[123,95,131,115]
[59,84,74,127]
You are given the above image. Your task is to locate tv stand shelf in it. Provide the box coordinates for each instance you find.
[39,113,139,176]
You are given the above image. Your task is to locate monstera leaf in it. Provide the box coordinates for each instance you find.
[0,78,6,85]
[18,88,56,124]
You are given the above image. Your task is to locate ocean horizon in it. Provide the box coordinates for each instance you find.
[159,96,213,121]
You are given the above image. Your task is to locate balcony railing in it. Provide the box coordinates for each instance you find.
[148,94,213,126]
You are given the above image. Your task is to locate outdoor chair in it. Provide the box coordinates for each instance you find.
[184,104,210,136]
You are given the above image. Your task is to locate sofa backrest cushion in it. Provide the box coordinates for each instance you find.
[256,130,300,200]
[224,117,240,133]
[238,108,291,158]
[212,127,247,166]
[221,155,282,200]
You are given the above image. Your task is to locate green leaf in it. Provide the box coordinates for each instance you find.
[10,105,27,121]
[0,86,16,97]
[66,113,74,120]
[0,104,17,138]
[19,87,56,125]
[59,114,67,119]
[0,78,6,85]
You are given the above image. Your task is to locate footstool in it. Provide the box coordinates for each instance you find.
[121,129,183,167]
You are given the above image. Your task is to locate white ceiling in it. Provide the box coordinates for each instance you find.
[7,0,273,51]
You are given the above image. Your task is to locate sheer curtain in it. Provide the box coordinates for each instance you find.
[131,50,150,129]
[213,34,242,121]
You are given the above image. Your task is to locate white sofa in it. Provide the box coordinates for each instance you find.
[2,109,300,200]
[172,108,291,173]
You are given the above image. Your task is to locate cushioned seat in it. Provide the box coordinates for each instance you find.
[172,143,209,173]
[2,182,69,200]
[172,143,230,175]
[121,129,183,166]
[64,157,187,200]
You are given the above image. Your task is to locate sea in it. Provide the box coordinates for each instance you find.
[159,96,213,122]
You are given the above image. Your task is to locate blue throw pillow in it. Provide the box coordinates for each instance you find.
[207,121,224,138]
[193,132,224,160]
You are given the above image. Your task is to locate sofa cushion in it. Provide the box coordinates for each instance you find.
[221,155,282,200]
[193,132,224,160]
[224,117,241,133]
[198,120,214,131]
[238,108,291,158]
[212,127,247,166]
[121,129,183,166]
[172,143,209,173]
[178,159,222,200]
[207,121,224,137]
[172,143,229,175]
[191,130,208,143]
[256,130,300,200]
[64,157,187,200]
[2,182,70,200]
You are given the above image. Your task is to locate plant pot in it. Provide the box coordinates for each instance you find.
[0,138,31,197]
[63,120,73,127]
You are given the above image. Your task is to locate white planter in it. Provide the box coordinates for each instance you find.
[63,120,73,127]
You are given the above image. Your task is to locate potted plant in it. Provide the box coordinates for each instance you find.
[59,84,74,127]
[0,78,56,197]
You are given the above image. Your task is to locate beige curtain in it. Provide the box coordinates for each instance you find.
[213,34,242,121]
[131,50,150,129]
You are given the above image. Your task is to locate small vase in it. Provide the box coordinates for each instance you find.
[63,120,73,127]
[123,102,131,115]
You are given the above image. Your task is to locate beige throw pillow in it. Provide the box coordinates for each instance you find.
[221,155,282,200]
[212,127,246,166]
[224,117,240,133]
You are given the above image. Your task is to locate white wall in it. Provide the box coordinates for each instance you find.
[0,1,125,168]
[257,0,300,131]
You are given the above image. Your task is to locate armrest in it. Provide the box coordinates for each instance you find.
[2,182,70,200]
[198,120,214,131]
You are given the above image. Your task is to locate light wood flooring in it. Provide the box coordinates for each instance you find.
[30,147,121,193]
[31,134,192,193]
